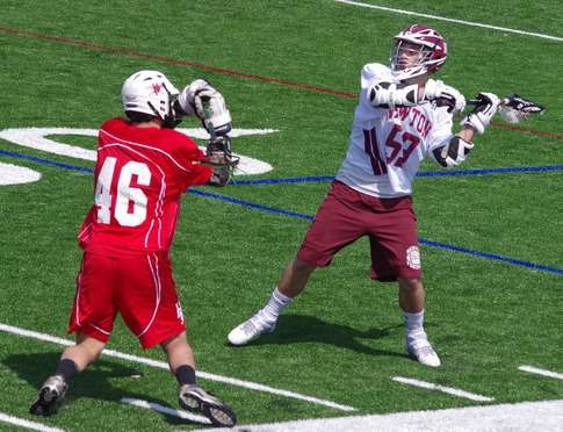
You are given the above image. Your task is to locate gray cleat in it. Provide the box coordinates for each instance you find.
[30,375,68,416]
[179,384,236,428]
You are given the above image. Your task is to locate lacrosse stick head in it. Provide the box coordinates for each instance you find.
[499,94,545,124]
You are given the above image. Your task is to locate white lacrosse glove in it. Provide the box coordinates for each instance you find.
[437,85,466,114]
[423,79,446,100]
[461,92,500,134]
[432,136,474,168]
[177,79,232,136]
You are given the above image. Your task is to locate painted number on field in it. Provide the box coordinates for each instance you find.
[0,127,278,186]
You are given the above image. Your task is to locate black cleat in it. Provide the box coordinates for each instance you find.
[30,375,67,416]
[179,384,236,428]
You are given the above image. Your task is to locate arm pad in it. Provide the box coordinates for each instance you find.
[432,136,474,168]
[368,81,420,109]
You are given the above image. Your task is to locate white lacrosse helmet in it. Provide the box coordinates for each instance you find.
[121,70,179,122]
[390,24,448,81]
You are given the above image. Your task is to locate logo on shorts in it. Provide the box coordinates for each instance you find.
[406,245,421,270]
[176,302,184,324]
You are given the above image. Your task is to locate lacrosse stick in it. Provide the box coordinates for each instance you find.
[468,94,545,124]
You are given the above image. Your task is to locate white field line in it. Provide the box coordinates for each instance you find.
[519,365,563,380]
[200,399,563,432]
[334,0,563,43]
[392,376,494,402]
[120,397,210,424]
[0,412,65,432]
[0,322,356,412]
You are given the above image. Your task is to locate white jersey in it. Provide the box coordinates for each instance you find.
[336,63,453,198]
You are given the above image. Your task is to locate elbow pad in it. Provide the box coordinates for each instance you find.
[368,82,419,109]
[432,136,474,168]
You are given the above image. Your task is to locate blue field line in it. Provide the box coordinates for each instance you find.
[419,239,563,275]
[417,164,563,178]
[0,149,93,173]
[2,148,562,183]
[1,148,561,275]
[190,189,314,221]
[190,189,563,276]
[232,165,563,185]
[232,175,334,185]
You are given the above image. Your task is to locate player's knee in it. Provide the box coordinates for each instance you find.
[398,277,423,292]
[293,258,317,274]
[160,332,188,352]
[64,335,106,369]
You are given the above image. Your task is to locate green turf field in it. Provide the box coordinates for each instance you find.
[0,1,561,431]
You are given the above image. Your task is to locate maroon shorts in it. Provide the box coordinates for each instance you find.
[297,181,422,281]
[68,251,185,349]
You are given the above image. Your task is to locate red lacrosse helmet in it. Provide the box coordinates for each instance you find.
[390,24,448,81]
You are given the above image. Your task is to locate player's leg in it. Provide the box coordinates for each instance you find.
[398,277,440,367]
[227,258,314,345]
[228,180,364,346]
[398,277,425,313]
[31,252,116,416]
[366,196,440,367]
[117,253,236,427]
[162,333,236,428]
[278,256,317,297]
[61,331,107,370]
[30,333,106,416]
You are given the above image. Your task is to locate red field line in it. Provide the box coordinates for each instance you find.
[0,25,355,100]
[492,121,562,141]
[1,25,561,141]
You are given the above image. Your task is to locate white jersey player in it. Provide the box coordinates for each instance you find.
[336,62,455,198]
[228,24,501,368]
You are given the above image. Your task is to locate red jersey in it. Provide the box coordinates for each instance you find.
[78,117,212,255]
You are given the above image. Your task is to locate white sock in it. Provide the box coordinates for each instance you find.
[259,287,293,323]
[404,310,426,342]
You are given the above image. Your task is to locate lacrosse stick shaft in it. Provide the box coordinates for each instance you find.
[467,97,509,106]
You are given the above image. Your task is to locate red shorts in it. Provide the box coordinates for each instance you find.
[297,180,422,281]
[68,251,185,349]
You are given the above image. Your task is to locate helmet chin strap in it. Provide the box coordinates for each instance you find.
[147,88,182,129]
[162,114,182,129]
[147,101,163,121]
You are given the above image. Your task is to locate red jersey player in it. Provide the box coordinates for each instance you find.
[31,70,237,427]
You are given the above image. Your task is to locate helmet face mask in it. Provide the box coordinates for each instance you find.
[390,24,447,81]
[122,70,180,126]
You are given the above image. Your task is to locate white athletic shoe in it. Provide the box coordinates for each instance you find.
[406,338,441,368]
[227,312,276,346]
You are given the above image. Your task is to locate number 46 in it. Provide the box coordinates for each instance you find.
[95,156,151,227]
